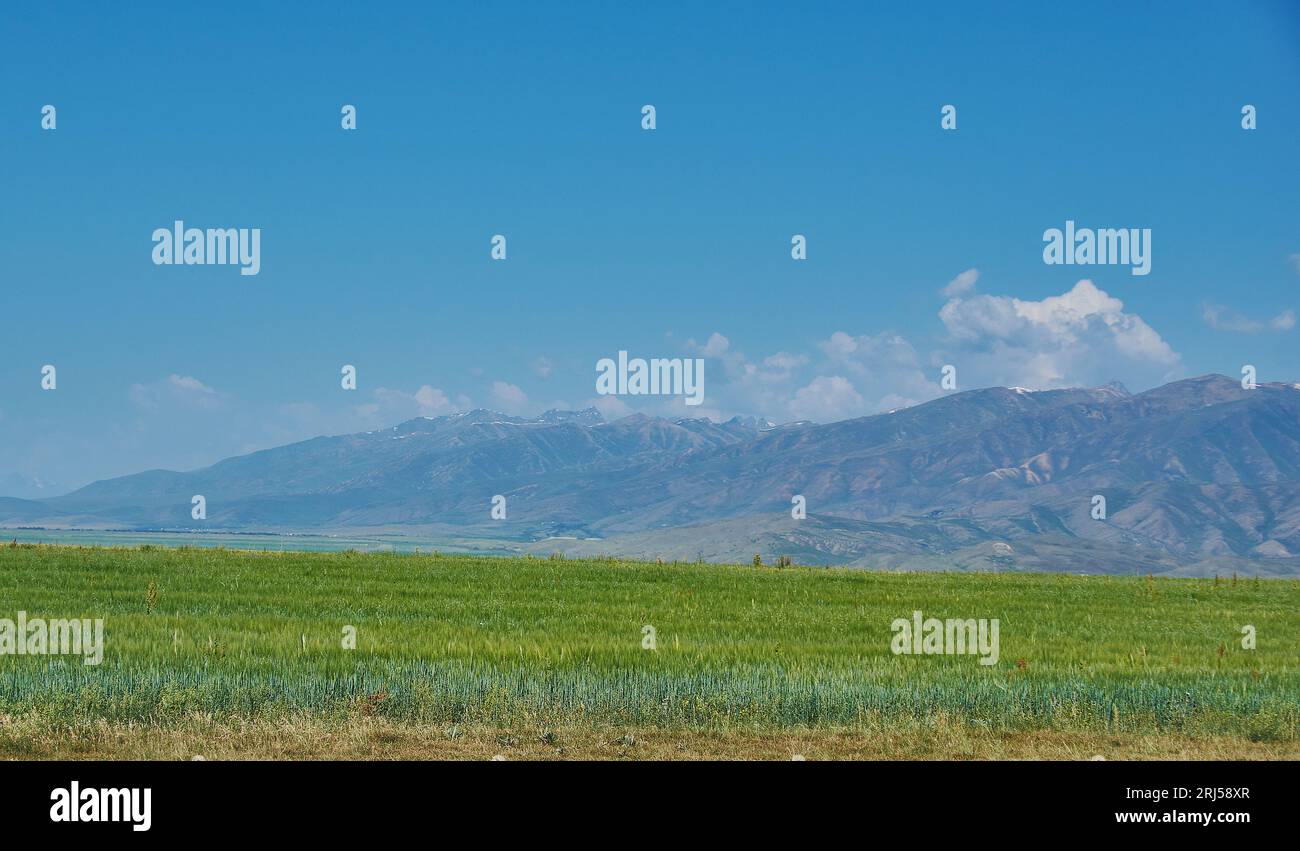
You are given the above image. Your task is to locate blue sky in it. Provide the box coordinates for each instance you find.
[1,1,1297,493]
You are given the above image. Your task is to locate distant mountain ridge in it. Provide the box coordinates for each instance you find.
[4,375,1299,575]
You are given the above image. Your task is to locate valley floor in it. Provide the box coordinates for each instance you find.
[1,544,1296,760]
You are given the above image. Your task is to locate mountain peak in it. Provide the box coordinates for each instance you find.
[538,407,604,425]
[725,414,778,430]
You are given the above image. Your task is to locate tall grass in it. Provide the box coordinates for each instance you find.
[0,544,1295,737]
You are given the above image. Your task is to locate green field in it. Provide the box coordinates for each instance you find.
[0,543,1296,759]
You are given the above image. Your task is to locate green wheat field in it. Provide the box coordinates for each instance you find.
[0,543,1296,759]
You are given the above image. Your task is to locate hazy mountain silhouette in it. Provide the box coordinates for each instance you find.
[4,375,1298,574]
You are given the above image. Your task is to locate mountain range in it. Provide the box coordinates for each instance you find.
[4,374,1299,575]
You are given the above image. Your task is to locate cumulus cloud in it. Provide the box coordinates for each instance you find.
[676,327,938,422]
[1289,253,1300,275]
[413,385,455,412]
[941,267,979,298]
[586,394,632,420]
[659,277,1181,423]
[358,385,468,422]
[685,331,754,383]
[1202,303,1295,333]
[532,356,554,379]
[129,374,223,410]
[763,351,809,373]
[791,376,866,422]
[490,380,529,413]
[937,279,1181,389]
[813,330,940,412]
[688,332,732,359]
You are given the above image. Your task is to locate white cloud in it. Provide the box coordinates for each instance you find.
[686,331,757,384]
[414,385,456,413]
[1288,253,1300,275]
[821,331,859,359]
[677,329,938,422]
[763,351,809,372]
[586,395,632,420]
[613,278,1181,424]
[937,279,1181,389]
[1202,303,1295,333]
[820,331,926,377]
[532,356,554,379]
[814,330,940,413]
[791,376,866,422]
[941,267,979,298]
[360,385,467,422]
[688,332,732,359]
[168,375,213,394]
[490,380,529,413]
[129,374,223,410]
